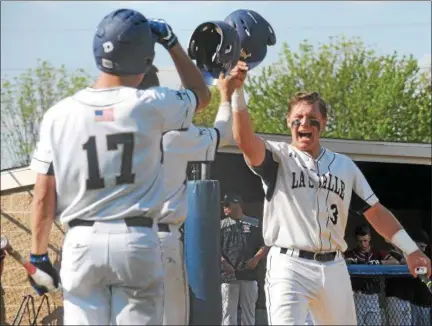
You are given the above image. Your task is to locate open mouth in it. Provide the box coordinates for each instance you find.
[298,131,312,139]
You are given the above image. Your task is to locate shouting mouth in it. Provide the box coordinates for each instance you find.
[298,131,313,140]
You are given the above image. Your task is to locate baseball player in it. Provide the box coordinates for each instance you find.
[138,28,243,325]
[230,70,432,324]
[28,9,210,325]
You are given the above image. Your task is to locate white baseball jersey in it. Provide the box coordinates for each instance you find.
[159,125,220,224]
[249,140,379,252]
[30,86,197,224]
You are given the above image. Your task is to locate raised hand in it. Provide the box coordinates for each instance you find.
[148,18,178,50]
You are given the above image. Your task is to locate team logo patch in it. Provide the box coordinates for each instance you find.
[94,108,114,122]
[243,224,250,233]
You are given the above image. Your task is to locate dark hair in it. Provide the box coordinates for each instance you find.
[355,224,371,237]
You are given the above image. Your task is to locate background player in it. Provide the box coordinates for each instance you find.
[230,69,431,324]
[220,193,269,326]
[138,45,244,325]
[28,9,210,325]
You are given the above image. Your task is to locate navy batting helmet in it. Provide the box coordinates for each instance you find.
[93,9,155,76]
[224,9,276,70]
[188,21,241,85]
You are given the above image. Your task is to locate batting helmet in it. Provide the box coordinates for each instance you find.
[188,21,241,85]
[224,9,276,70]
[93,9,155,76]
[137,65,160,89]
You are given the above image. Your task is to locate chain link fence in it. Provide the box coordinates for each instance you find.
[349,265,431,326]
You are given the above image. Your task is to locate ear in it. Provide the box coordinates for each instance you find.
[320,118,328,134]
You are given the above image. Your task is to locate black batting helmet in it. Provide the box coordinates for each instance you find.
[224,9,276,70]
[188,21,241,85]
[93,9,155,76]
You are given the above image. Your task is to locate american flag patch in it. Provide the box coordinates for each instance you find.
[94,108,114,122]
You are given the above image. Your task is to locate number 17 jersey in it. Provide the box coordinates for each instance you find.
[30,86,197,225]
[249,141,379,253]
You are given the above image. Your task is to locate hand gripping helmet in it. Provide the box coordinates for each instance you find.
[188,21,241,85]
[93,9,155,76]
[224,9,276,70]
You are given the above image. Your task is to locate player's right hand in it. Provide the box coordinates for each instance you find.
[217,61,248,99]
[406,250,431,278]
[148,18,178,50]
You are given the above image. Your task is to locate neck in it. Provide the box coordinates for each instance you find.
[230,214,243,220]
[292,143,323,159]
[92,73,141,89]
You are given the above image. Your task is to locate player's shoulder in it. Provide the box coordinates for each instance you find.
[41,95,76,123]
[221,217,238,228]
[324,148,356,167]
[242,215,260,227]
[140,86,195,106]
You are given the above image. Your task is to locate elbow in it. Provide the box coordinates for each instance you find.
[196,88,212,111]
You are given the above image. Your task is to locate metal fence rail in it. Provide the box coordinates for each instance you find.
[348,265,432,326]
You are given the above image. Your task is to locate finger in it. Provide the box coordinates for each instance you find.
[219,71,225,81]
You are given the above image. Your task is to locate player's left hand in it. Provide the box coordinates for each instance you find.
[245,256,260,270]
[148,18,178,50]
[406,249,431,278]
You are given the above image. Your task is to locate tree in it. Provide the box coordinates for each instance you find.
[192,87,221,127]
[1,60,92,169]
[244,35,431,143]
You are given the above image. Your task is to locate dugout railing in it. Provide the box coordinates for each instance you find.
[347,265,431,326]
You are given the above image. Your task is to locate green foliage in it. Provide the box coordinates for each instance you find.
[1,59,92,168]
[192,87,221,127]
[244,35,431,143]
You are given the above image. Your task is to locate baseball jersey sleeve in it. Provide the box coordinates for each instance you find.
[349,162,379,215]
[29,115,54,175]
[163,125,220,162]
[149,87,198,132]
[248,140,280,201]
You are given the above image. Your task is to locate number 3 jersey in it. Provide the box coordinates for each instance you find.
[30,86,197,224]
[249,140,379,253]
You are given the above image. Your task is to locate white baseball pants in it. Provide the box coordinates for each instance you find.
[221,280,258,326]
[157,225,189,325]
[265,246,357,325]
[60,221,164,325]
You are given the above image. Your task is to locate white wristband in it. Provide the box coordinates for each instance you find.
[391,229,418,256]
[232,86,247,112]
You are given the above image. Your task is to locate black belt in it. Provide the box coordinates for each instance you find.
[280,247,337,262]
[68,216,153,229]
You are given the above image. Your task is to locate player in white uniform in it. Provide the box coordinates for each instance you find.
[138,60,245,324]
[28,9,211,325]
[230,69,431,325]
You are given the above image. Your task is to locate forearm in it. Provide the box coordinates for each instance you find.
[214,101,233,147]
[254,246,270,261]
[169,44,210,110]
[364,203,418,255]
[31,175,56,255]
[232,88,265,166]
